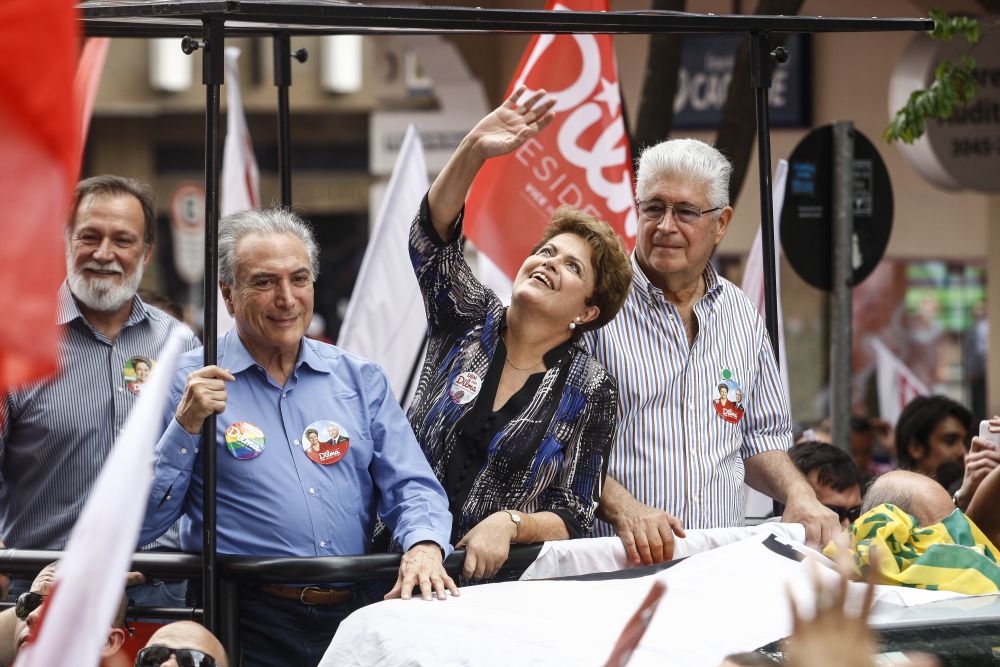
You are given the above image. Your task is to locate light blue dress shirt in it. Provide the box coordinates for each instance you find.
[140,330,453,558]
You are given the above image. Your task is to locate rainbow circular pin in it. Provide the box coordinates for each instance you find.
[225,421,266,460]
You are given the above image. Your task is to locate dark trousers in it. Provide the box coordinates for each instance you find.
[238,587,362,667]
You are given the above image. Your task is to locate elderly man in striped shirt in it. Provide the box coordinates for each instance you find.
[586,139,839,564]
[0,175,199,604]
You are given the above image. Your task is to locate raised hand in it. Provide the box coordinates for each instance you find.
[465,86,557,161]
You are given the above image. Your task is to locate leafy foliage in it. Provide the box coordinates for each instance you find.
[883,11,981,144]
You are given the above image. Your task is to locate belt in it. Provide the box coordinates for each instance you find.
[260,584,353,606]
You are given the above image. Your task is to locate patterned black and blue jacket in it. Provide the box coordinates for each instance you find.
[407,193,617,543]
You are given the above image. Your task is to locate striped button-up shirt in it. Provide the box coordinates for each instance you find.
[585,254,791,532]
[0,283,198,550]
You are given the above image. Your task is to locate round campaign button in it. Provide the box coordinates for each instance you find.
[448,371,482,405]
[302,420,350,465]
[123,356,155,396]
[712,374,745,425]
[225,421,266,460]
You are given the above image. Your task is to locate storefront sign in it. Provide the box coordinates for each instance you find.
[889,28,1000,192]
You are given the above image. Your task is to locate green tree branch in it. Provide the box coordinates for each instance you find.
[883,11,983,144]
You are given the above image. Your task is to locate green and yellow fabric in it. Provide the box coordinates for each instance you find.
[824,503,1000,595]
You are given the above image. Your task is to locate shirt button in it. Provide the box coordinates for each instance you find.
[166,495,172,501]
[180,447,188,455]
[308,488,316,495]
[319,540,327,548]
[692,494,700,503]
[116,386,124,393]
[294,439,300,445]
[281,392,287,398]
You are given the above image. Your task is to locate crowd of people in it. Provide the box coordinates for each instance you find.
[1,88,997,666]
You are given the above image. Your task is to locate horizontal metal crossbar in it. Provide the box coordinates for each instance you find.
[78,1,933,38]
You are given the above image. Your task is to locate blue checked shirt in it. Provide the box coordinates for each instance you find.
[584,254,791,532]
[0,283,198,550]
[140,330,452,558]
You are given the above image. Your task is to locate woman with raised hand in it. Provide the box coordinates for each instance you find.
[406,87,633,581]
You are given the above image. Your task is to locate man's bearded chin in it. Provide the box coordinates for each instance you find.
[66,258,144,312]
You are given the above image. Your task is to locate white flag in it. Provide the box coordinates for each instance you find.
[218,46,260,335]
[338,124,429,406]
[742,160,790,518]
[741,159,791,404]
[872,338,930,426]
[13,332,185,667]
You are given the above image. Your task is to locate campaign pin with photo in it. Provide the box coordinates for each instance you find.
[448,371,482,405]
[302,419,350,465]
[123,356,155,396]
[225,421,266,460]
[712,368,745,425]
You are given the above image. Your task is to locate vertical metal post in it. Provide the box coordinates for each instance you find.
[830,121,855,452]
[749,31,780,363]
[200,16,224,635]
[219,577,242,664]
[274,33,292,207]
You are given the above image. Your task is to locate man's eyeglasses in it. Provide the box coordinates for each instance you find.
[825,504,862,525]
[134,646,217,667]
[14,591,46,621]
[637,199,721,225]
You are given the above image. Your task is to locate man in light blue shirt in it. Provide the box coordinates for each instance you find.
[140,207,457,667]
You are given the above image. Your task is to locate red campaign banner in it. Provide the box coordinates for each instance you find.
[0,0,80,405]
[464,0,637,280]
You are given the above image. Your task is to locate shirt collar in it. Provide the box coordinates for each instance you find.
[57,281,149,327]
[221,329,331,376]
[628,252,724,306]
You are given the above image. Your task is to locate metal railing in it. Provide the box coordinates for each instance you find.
[1,545,544,661]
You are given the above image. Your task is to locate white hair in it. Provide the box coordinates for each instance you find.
[218,208,320,288]
[635,139,733,218]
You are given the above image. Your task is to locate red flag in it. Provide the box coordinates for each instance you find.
[465,0,637,280]
[0,0,80,396]
[603,580,666,667]
[74,37,111,177]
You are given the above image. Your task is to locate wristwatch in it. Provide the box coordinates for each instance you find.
[503,509,522,542]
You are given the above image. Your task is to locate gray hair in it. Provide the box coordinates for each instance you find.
[635,139,733,218]
[218,207,320,288]
[860,476,913,515]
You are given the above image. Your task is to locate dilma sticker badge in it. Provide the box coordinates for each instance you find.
[302,419,350,465]
[123,356,155,396]
[712,368,745,425]
[448,371,482,405]
[225,421,265,460]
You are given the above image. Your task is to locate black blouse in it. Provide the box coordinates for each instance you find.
[444,335,575,544]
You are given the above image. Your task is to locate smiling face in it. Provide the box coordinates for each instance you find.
[635,176,731,290]
[306,430,320,450]
[222,232,314,363]
[134,359,151,382]
[512,232,599,328]
[65,193,152,313]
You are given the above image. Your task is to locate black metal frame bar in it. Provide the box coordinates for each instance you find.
[69,0,933,652]
[750,31,779,362]
[199,16,225,636]
[0,545,544,582]
[273,32,293,206]
[79,3,930,36]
